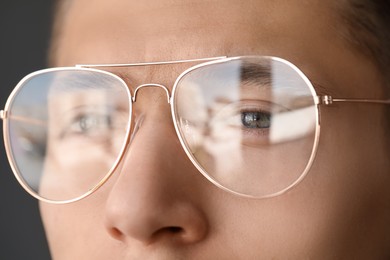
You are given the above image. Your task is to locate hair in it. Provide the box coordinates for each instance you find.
[339,0,390,93]
[48,0,390,92]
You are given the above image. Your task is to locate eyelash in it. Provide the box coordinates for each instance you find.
[237,107,272,145]
[200,99,280,146]
[240,110,271,129]
[59,112,113,140]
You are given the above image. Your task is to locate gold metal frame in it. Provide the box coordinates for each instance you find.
[1,56,389,203]
[1,67,133,204]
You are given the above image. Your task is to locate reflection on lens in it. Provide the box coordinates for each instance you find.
[174,56,318,198]
[6,69,131,202]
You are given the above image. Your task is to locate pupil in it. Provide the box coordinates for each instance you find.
[79,115,111,132]
[241,112,271,129]
[80,116,97,131]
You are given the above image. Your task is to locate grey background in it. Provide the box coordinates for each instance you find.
[0,1,53,259]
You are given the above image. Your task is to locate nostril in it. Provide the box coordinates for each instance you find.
[167,226,183,233]
[151,226,184,241]
[109,227,124,241]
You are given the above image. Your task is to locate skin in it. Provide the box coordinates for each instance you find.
[40,0,390,259]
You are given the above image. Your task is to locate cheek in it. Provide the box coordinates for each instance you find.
[203,195,327,258]
[290,104,390,254]
[40,141,116,201]
[208,182,374,258]
[39,182,118,259]
[40,203,95,259]
[205,106,390,257]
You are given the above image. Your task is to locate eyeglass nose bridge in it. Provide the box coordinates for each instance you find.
[132,83,172,104]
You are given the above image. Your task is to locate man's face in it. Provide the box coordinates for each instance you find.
[40,0,390,259]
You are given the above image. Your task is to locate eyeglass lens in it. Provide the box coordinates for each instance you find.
[4,56,318,202]
[174,57,318,198]
[6,70,131,201]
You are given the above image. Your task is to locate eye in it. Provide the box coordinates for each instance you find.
[241,111,271,129]
[58,112,114,140]
[70,114,112,135]
[209,100,276,131]
[202,99,286,147]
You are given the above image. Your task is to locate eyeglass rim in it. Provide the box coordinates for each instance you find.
[170,56,321,199]
[2,67,133,204]
[2,55,322,203]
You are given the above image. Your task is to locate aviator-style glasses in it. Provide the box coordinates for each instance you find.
[1,56,389,203]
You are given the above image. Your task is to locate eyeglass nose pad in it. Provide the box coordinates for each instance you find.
[129,114,145,145]
[132,84,171,103]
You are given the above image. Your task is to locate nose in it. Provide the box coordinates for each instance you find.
[104,88,209,246]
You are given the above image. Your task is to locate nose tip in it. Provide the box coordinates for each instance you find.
[103,112,209,246]
[104,169,209,246]
[105,200,208,245]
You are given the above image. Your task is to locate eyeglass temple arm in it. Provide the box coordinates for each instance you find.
[0,111,46,126]
[318,95,390,105]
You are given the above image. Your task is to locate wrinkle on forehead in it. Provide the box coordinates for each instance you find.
[56,0,384,99]
[56,0,340,64]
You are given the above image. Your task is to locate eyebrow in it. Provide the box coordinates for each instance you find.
[240,61,272,86]
[49,71,120,93]
[240,61,331,96]
[76,57,331,98]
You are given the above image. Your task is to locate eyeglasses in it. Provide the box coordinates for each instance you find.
[1,56,389,203]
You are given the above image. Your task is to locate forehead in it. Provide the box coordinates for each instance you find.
[56,0,342,65]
